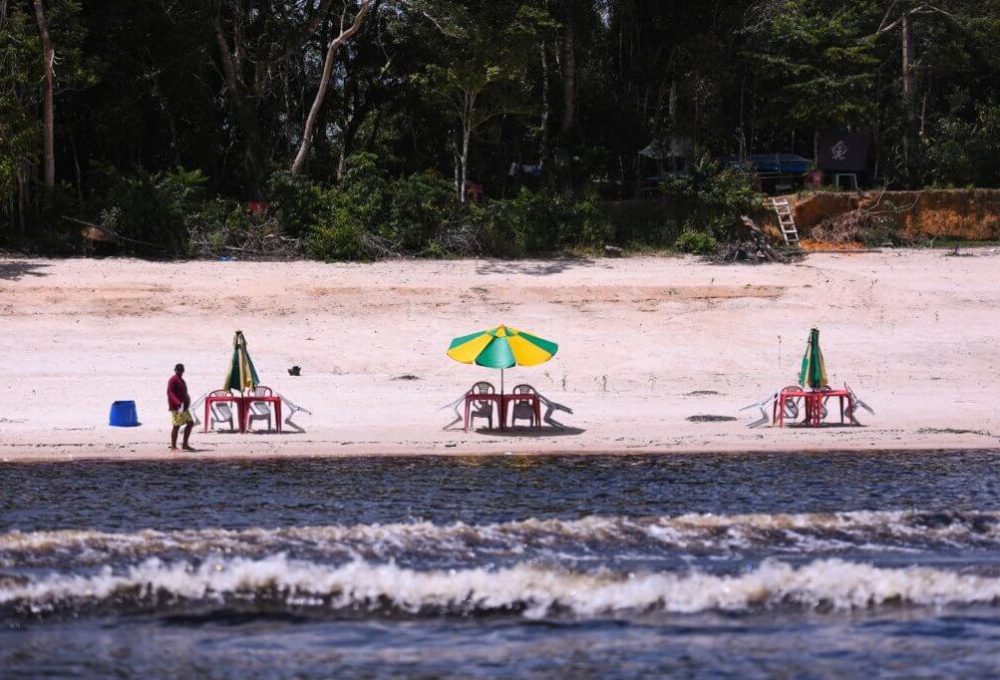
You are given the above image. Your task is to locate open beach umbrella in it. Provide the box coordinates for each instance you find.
[798,327,829,389]
[447,325,558,393]
[223,330,260,395]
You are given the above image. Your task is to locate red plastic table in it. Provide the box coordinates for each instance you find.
[773,387,855,427]
[502,393,542,428]
[243,395,282,433]
[204,395,246,433]
[463,393,503,431]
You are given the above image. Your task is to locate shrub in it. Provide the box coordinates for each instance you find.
[102,166,207,254]
[467,189,612,257]
[265,171,325,238]
[925,98,1000,188]
[662,153,760,241]
[306,207,367,261]
[385,171,455,252]
[674,229,718,255]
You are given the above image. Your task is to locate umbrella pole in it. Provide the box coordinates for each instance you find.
[501,369,505,396]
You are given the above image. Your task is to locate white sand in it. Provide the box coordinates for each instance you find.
[1,251,998,462]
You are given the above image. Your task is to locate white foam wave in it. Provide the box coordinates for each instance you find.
[4,556,1000,617]
[3,510,998,564]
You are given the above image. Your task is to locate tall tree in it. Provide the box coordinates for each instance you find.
[291,0,372,173]
[32,0,55,188]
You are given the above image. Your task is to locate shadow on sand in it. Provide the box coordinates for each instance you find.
[472,426,586,437]
[0,261,50,281]
[475,258,608,277]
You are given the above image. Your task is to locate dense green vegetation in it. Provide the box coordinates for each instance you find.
[2,1,999,257]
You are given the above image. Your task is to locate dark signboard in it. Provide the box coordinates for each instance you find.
[817,130,871,172]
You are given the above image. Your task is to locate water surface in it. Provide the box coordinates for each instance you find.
[3,450,1000,677]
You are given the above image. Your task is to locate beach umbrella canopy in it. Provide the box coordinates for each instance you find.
[223,330,260,394]
[798,327,829,389]
[447,325,558,393]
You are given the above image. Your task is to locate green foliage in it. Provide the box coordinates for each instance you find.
[674,230,718,255]
[599,200,681,248]
[0,4,41,213]
[662,154,761,240]
[306,210,367,261]
[302,153,386,261]
[925,98,1000,187]
[385,171,455,251]
[101,167,208,254]
[469,189,611,257]
[745,1,879,131]
[265,171,326,238]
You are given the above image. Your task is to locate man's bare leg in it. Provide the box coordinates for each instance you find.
[181,422,194,450]
[170,425,180,449]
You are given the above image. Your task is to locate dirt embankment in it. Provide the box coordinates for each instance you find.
[770,189,1000,241]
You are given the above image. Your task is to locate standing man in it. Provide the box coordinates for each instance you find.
[168,363,194,451]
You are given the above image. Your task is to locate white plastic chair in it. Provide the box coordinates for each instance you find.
[510,384,537,427]
[467,382,496,430]
[246,386,274,431]
[208,390,236,431]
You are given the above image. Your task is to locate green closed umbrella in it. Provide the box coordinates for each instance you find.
[798,327,829,389]
[222,330,260,395]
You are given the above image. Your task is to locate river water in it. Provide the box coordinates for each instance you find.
[3,450,1000,677]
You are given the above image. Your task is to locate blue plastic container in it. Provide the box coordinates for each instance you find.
[109,400,139,427]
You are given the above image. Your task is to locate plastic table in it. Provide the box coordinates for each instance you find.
[773,387,855,427]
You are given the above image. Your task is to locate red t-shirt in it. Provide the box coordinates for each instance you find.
[167,374,189,411]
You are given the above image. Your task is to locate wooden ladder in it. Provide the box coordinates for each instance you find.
[769,198,799,246]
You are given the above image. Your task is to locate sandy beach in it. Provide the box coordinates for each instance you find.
[1,250,998,461]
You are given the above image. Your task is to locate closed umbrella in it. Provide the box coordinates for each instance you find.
[798,327,828,390]
[223,330,260,395]
[447,325,558,394]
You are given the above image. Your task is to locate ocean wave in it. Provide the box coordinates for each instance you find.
[3,510,999,567]
[4,556,1000,618]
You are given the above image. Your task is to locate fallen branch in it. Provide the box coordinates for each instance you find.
[64,215,167,251]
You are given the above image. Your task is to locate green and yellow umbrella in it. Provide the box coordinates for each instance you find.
[798,327,829,390]
[447,325,558,393]
[223,330,260,395]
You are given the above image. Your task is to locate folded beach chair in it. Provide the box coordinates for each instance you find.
[740,392,777,429]
[276,392,312,429]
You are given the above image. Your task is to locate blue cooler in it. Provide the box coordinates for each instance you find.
[109,400,139,427]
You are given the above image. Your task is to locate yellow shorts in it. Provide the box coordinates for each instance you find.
[171,410,194,427]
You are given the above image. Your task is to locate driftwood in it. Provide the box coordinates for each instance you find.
[713,216,787,263]
[65,215,166,251]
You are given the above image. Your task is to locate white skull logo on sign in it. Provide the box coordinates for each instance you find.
[831,140,849,161]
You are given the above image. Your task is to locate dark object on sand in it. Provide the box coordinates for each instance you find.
[686,415,737,423]
[713,216,788,263]
[288,365,301,376]
[392,374,420,381]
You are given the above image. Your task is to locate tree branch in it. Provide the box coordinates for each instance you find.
[290,0,372,173]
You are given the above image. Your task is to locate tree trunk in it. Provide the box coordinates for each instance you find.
[290,0,372,174]
[539,40,550,162]
[215,9,266,192]
[33,0,55,189]
[458,92,474,203]
[901,14,918,185]
[560,11,575,136]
